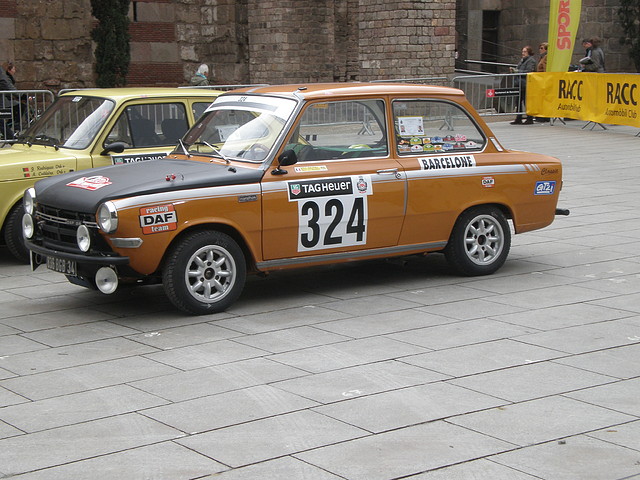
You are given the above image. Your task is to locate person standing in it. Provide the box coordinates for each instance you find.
[535,42,550,123]
[510,45,537,125]
[0,65,18,140]
[537,42,548,72]
[580,38,605,73]
[190,64,210,86]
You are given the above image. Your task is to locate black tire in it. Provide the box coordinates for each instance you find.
[163,230,246,315]
[444,206,511,276]
[4,203,29,263]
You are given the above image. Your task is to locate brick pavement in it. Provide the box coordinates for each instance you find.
[1,119,639,479]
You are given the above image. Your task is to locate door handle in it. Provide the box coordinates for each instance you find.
[377,168,398,175]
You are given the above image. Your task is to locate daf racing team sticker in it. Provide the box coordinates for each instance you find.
[139,204,178,234]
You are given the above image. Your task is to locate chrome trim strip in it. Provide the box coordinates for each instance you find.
[256,241,447,269]
[37,211,98,228]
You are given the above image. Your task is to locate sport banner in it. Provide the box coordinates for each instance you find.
[526,72,640,128]
[547,0,581,72]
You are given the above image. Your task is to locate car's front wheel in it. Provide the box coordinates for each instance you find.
[4,203,29,263]
[163,230,246,315]
[444,206,511,276]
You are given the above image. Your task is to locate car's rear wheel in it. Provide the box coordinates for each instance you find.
[444,206,510,276]
[4,203,29,263]
[163,230,246,315]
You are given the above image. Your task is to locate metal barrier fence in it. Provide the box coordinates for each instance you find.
[0,90,55,145]
[2,78,522,148]
[452,73,524,116]
[371,77,450,87]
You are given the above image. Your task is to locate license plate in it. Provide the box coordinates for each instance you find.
[46,256,77,276]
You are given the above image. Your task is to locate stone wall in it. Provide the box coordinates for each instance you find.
[3,0,456,90]
[359,0,456,80]
[457,0,635,73]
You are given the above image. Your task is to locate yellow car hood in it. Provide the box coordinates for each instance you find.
[0,145,78,182]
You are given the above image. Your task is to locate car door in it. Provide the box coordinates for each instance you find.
[93,101,192,167]
[391,97,490,245]
[261,98,406,262]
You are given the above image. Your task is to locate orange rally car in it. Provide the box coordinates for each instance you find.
[24,83,567,314]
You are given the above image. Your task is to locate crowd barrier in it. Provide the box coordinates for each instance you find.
[5,75,637,147]
[0,90,55,145]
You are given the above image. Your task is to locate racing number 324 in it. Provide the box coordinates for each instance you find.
[298,196,368,251]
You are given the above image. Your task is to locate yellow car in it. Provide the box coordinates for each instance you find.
[24,83,568,314]
[1,87,221,261]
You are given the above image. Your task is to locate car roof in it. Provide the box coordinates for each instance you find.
[229,82,464,100]
[59,87,224,101]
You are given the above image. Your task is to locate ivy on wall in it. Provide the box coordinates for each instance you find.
[618,0,640,72]
[91,0,131,87]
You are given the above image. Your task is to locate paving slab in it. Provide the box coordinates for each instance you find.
[3,442,226,480]
[295,421,515,480]
[491,434,640,480]
[448,396,635,446]
[176,410,368,468]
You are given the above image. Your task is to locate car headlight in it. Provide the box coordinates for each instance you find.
[97,202,118,233]
[77,224,91,252]
[22,213,34,239]
[24,188,36,215]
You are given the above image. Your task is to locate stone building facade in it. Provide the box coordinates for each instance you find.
[456,0,634,73]
[0,0,456,90]
[1,0,634,91]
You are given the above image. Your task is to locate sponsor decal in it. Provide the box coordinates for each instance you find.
[288,176,372,201]
[294,165,328,173]
[139,204,178,234]
[112,152,169,165]
[482,176,495,188]
[356,176,368,193]
[288,175,373,252]
[418,155,476,171]
[22,163,72,178]
[67,175,112,191]
[534,181,556,195]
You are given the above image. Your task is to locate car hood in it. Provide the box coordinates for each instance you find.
[33,158,265,212]
[0,145,78,182]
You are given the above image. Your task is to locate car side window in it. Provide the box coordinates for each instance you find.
[193,102,211,121]
[392,100,486,155]
[104,103,189,149]
[286,99,388,161]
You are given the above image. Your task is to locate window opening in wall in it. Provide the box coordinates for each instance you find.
[482,10,500,73]
[133,1,138,22]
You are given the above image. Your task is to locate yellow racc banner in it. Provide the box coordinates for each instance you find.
[547,0,581,72]
[526,72,640,127]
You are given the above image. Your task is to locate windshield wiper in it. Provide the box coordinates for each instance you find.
[192,140,230,164]
[33,134,60,150]
[178,139,191,158]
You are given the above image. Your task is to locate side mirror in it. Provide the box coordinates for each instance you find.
[272,149,297,175]
[101,141,127,155]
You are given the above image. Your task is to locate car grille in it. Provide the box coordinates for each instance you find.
[35,204,109,253]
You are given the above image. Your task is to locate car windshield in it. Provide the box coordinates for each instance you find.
[18,95,115,149]
[182,94,297,163]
